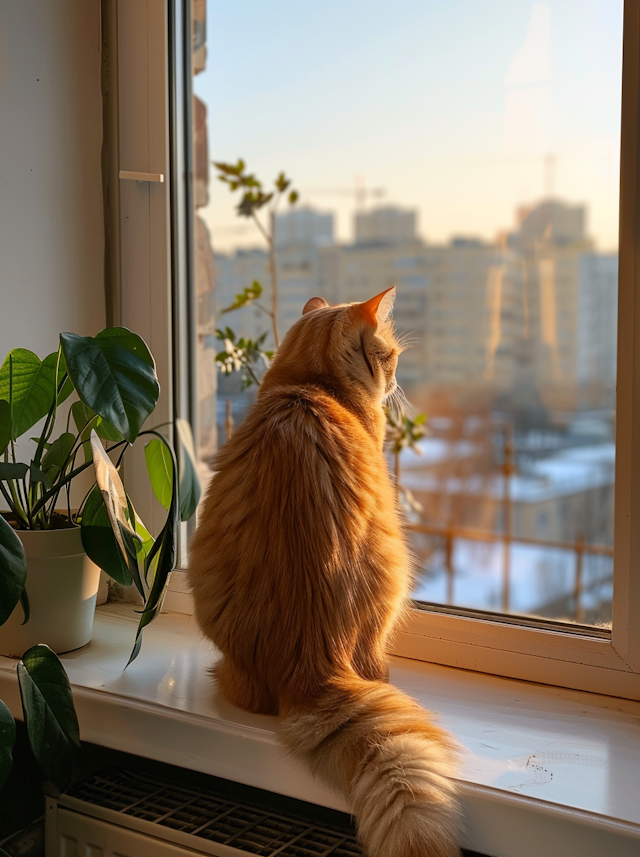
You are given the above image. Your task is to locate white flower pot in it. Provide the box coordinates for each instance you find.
[0,526,101,657]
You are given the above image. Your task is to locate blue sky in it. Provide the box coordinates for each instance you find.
[194,0,623,252]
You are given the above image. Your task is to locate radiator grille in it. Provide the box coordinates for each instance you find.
[67,768,362,856]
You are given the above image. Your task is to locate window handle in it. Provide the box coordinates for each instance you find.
[119,170,164,183]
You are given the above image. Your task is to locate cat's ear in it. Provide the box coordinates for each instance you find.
[353,286,396,327]
[302,296,329,315]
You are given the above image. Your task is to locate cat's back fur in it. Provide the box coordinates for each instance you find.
[188,290,460,857]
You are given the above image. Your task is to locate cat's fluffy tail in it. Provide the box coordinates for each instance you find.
[279,674,460,857]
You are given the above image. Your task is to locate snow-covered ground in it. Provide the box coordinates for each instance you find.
[402,438,614,622]
[398,439,615,504]
[411,536,612,619]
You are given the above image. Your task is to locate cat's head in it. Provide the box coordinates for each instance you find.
[263,287,401,405]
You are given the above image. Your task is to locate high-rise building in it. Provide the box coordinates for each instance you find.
[576,253,618,407]
[214,208,334,350]
[213,198,618,422]
[354,206,417,245]
[275,207,333,249]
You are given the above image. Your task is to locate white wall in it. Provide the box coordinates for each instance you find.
[0,0,105,357]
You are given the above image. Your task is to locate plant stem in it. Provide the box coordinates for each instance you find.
[251,210,280,348]
[244,362,261,387]
[30,440,128,517]
[18,479,32,528]
[252,302,273,318]
[6,479,25,520]
[0,481,27,526]
[225,399,234,441]
[250,211,270,245]
[268,209,280,348]
[33,399,56,468]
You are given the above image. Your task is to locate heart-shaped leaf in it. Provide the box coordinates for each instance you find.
[71,401,122,444]
[42,432,76,483]
[70,400,96,436]
[0,350,57,441]
[80,484,132,587]
[0,700,15,790]
[128,443,179,666]
[60,329,159,443]
[94,327,154,366]
[176,418,201,522]
[29,463,52,492]
[94,418,124,442]
[145,438,173,510]
[0,462,28,481]
[89,432,144,595]
[0,400,10,456]
[18,644,82,794]
[0,514,27,626]
[19,587,30,625]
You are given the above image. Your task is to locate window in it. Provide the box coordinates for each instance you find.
[112,0,640,699]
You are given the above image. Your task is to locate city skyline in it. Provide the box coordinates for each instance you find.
[194,0,622,254]
[212,197,617,418]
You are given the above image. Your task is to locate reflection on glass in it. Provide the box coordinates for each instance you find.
[192,0,218,470]
[191,1,622,627]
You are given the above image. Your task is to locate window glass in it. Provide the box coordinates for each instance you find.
[191,1,623,627]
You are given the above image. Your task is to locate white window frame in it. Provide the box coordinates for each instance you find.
[116,0,640,700]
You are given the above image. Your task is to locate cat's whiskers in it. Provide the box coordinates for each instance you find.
[395,330,419,354]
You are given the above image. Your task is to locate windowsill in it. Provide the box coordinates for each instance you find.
[1,603,640,857]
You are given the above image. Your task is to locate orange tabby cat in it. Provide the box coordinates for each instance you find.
[188,287,460,857]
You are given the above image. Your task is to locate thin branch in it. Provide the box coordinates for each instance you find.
[250,211,270,245]
[244,361,262,387]
[253,302,273,319]
[268,209,280,348]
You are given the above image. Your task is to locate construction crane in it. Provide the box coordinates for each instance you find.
[300,178,386,210]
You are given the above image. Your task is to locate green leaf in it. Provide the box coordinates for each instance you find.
[94,327,154,367]
[89,432,144,595]
[0,400,10,456]
[0,350,57,441]
[275,171,289,193]
[80,485,132,587]
[144,439,173,510]
[221,282,263,314]
[214,160,242,176]
[18,644,82,794]
[0,700,15,790]
[0,515,27,626]
[60,329,159,444]
[41,432,76,482]
[94,417,123,442]
[288,190,299,205]
[128,443,179,666]
[19,587,30,625]
[134,516,154,563]
[70,400,95,435]
[29,463,52,492]
[70,401,98,463]
[71,401,122,445]
[176,418,201,522]
[0,462,28,481]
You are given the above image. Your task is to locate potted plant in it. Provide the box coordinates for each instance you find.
[0,644,83,853]
[0,328,200,664]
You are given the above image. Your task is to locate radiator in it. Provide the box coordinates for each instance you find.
[46,767,362,857]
